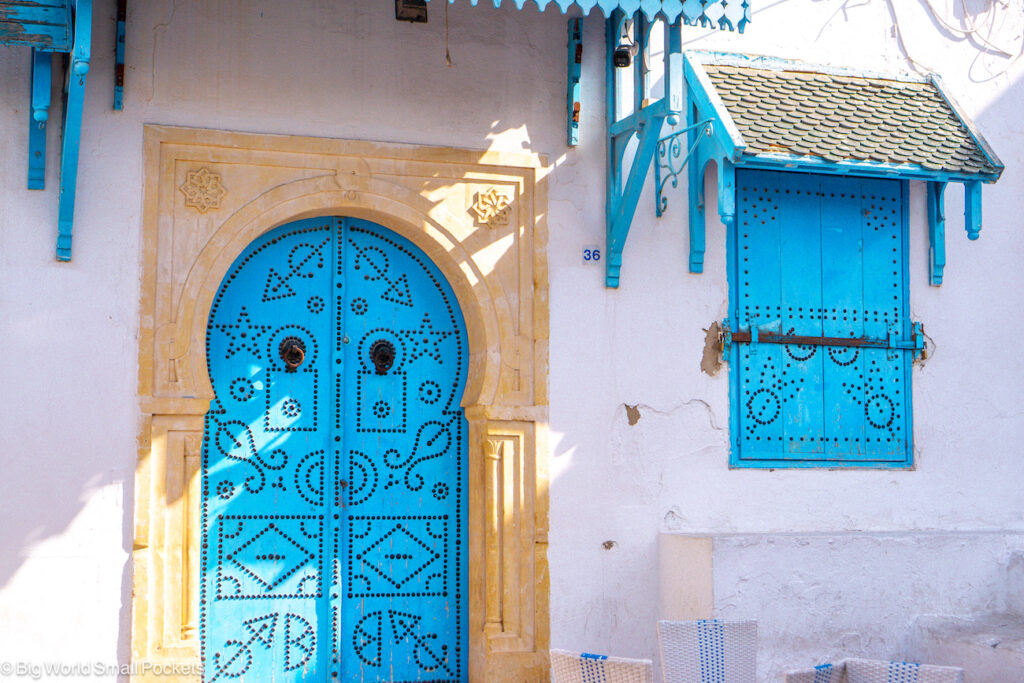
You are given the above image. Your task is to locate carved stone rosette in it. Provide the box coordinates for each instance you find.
[178,167,227,213]
[471,187,514,228]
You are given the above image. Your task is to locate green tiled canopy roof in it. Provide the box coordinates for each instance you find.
[704,63,998,177]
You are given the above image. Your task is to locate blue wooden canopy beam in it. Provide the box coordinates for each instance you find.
[925,179,983,286]
[114,0,125,110]
[683,52,745,273]
[566,18,582,145]
[927,181,946,286]
[28,48,50,190]
[606,100,668,287]
[606,12,662,286]
[965,180,981,240]
[56,0,90,261]
[0,0,71,49]
[605,12,692,287]
[1,0,91,261]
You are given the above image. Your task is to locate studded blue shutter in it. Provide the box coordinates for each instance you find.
[731,170,912,467]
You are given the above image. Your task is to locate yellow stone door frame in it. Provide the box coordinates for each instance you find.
[133,125,550,682]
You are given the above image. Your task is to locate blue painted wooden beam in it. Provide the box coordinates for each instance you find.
[114,0,124,110]
[684,74,743,274]
[687,153,735,273]
[606,100,667,287]
[965,180,981,240]
[56,0,90,261]
[28,48,50,190]
[736,153,1001,185]
[688,156,706,273]
[663,17,682,119]
[927,181,946,286]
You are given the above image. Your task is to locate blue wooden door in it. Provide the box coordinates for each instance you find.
[201,217,468,682]
[730,170,912,467]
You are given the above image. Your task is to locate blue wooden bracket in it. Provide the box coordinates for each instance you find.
[28,49,51,190]
[927,180,982,286]
[965,180,981,240]
[566,17,582,146]
[927,181,946,286]
[688,146,737,274]
[3,0,91,259]
[56,0,91,261]
[114,0,125,110]
[606,100,668,287]
[683,53,746,274]
[664,17,683,119]
[603,14,693,287]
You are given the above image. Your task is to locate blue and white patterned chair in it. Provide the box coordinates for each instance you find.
[657,619,757,683]
[785,658,963,683]
[551,649,654,683]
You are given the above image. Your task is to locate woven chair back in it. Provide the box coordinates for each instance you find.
[550,649,655,683]
[657,620,757,683]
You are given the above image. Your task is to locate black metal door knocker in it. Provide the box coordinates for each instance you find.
[279,336,306,372]
[370,339,396,375]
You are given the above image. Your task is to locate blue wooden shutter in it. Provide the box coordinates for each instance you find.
[731,170,913,467]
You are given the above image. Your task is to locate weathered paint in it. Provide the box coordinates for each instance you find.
[0,0,71,50]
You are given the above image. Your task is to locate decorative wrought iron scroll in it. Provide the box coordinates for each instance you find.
[654,119,712,216]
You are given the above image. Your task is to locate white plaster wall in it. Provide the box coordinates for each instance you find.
[550,1,1024,680]
[0,0,1021,681]
[712,533,1024,679]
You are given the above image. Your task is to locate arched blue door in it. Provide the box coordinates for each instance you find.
[200,217,468,682]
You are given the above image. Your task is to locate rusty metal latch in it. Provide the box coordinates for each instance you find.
[719,320,926,361]
[279,336,306,372]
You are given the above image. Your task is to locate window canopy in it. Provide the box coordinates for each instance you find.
[425,0,751,29]
[682,51,1003,286]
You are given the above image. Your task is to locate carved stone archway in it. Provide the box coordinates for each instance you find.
[133,126,549,682]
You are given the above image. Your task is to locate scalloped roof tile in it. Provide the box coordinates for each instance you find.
[703,63,997,177]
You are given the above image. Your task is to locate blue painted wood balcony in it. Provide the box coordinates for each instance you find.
[1,0,92,261]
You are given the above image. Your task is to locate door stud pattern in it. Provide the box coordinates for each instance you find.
[201,217,467,681]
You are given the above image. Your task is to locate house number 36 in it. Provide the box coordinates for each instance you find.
[582,245,601,264]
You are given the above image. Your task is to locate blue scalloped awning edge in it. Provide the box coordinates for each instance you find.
[424,0,751,31]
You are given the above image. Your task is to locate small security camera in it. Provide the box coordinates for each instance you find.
[613,45,634,68]
[613,19,638,68]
